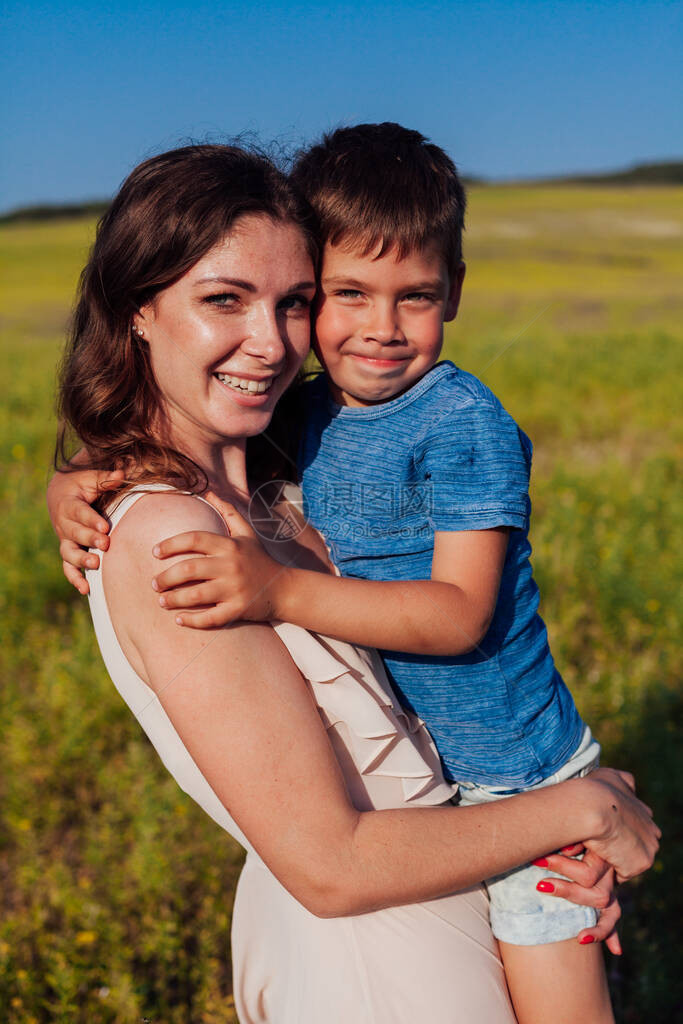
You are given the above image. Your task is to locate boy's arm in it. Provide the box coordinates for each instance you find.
[153,497,509,656]
[275,527,509,655]
[155,393,529,652]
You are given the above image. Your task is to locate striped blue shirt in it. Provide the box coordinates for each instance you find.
[298,361,584,787]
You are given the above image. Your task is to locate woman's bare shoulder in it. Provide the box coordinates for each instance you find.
[102,491,277,690]
[109,490,228,558]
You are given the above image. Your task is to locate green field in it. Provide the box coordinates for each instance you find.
[1,186,682,1023]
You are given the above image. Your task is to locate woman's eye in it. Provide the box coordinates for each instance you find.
[336,289,363,300]
[403,292,435,304]
[204,292,240,307]
[279,294,311,313]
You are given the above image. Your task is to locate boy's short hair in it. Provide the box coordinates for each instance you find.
[291,122,466,276]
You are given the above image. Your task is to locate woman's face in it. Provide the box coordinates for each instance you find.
[136,214,316,450]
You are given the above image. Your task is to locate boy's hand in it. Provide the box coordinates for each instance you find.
[152,497,292,628]
[47,466,125,595]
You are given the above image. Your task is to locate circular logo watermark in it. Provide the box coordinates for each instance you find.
[247,480,307,542]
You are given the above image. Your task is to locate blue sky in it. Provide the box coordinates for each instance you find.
[2,0,681,212]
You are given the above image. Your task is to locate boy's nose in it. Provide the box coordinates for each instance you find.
[363,303,404,344]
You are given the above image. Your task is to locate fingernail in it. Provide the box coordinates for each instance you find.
[532,858,549,868]
[152,545,160,557]
[579,935,595,945]
[151,578,159,591]
[175,616,184,626]
[536,881,554,893]
[562,845,576,852]
[158,596,166,607]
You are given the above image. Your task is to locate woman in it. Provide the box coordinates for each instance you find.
[49,144,658,1024]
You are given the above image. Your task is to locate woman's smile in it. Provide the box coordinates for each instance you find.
[213,369,278,405]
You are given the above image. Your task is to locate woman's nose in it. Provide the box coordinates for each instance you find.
[241,305,287,364]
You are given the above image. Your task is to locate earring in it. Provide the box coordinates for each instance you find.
[132,324,144,338]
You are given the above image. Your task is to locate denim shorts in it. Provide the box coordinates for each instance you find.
[455,726,601,945]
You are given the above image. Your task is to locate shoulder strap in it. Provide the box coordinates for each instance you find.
[104,483,221,534]
[104,482,185,531]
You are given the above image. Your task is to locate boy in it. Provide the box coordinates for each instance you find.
[51,124,616,1023]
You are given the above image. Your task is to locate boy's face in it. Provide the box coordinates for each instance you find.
[314,239,464,407]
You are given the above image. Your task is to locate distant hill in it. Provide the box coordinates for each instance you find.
[527,160,683,187]
[0,200,109,225]
[1,160,682,223]
[464,160,683,188]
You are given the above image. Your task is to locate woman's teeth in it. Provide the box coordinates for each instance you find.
[216,373,273,394]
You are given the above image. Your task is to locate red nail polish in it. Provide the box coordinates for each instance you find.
[536,881,554,893]
[579,935,595,945]
[532,858,549,868]
[562,845,576,852]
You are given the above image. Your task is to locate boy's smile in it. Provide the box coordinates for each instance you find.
[314,240,465,407]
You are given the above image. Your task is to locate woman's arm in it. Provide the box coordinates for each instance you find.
[109,492,660,918]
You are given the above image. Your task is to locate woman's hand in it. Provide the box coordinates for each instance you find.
[47,466,125,594]
[579,767,660,883]
[152,500,292,627]
[534,847,623,953]
[529,765,659,953]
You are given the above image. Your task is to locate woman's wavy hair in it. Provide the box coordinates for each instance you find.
[56,143,317,503]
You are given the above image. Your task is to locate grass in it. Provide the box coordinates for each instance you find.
[1,185,682,1022]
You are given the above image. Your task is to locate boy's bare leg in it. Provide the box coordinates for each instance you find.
[499,939,614,1024]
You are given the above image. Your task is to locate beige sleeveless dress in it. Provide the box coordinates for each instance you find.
[86,487,516,1024]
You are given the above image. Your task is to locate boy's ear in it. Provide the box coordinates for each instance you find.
[444,262,466,322]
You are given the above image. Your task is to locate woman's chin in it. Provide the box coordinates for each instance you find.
[216,404,278,440]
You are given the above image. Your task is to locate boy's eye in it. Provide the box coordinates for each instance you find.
[335,289,364,300]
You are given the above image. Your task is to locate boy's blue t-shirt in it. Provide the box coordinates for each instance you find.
[298,361,584,788]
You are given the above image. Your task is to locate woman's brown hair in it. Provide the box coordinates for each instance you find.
[56,143,316,502]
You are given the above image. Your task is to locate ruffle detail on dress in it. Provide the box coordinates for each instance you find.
[272,621,454,806]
